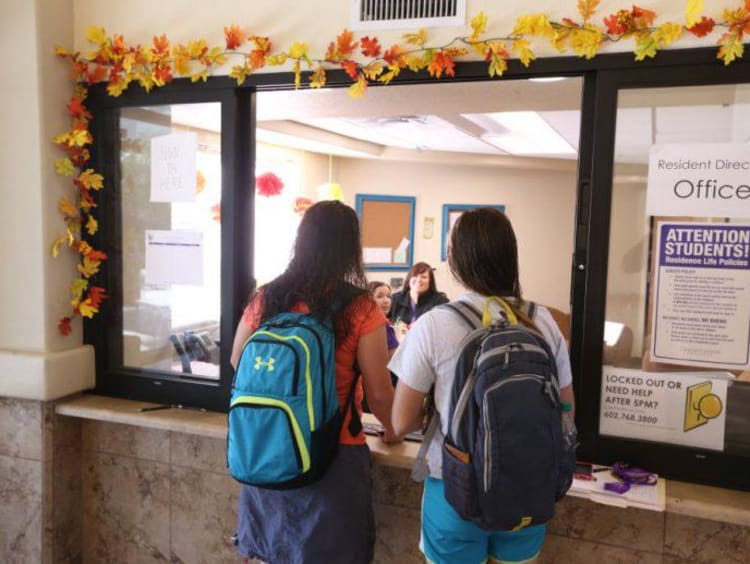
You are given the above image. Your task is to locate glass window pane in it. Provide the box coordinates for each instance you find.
[120,103,221,380]
[603,84,750,456]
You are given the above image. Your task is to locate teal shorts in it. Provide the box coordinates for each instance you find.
[421,477,546,564]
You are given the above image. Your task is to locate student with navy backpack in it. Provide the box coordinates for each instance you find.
[229,200,398,563]
[389,208,576,564]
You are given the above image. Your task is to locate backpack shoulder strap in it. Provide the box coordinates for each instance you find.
[443,301,482,330]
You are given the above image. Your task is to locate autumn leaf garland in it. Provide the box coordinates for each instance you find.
[52,1,750,333]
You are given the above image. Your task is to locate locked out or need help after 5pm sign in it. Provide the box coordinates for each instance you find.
[647,144,750,218]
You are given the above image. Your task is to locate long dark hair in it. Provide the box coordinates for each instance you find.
[258,201,368,334]
[448,207,521,299]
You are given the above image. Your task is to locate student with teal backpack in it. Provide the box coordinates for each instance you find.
[229,201,398,564]
[390,208,576,564]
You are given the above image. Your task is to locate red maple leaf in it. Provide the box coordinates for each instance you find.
[67,97,91,120]
[428,52,455,78]
[383,44,406,67]
[152,34,170,57]
[687,17,716,37]
[58,317,72,336]
[87,286,108,309]
[224,24,245,50]
[341,60,360,80]
[153,64,173,84]
[360,36,381,58]
[86,250,108,262]
[87,65,108,84]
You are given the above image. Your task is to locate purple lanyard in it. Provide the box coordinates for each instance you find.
[604,461,658,494]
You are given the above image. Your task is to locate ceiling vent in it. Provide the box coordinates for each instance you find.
[352,0,466,30]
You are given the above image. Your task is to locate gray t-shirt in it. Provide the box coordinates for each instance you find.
[388,291,572,479]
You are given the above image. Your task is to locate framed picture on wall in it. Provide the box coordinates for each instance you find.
[441,204,506,261]
[355,194,416,271]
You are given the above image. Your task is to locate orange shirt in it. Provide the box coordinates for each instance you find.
[242,290,386,445]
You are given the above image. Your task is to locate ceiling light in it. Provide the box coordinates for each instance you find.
[528,77,568,83]
[480,112,576,156]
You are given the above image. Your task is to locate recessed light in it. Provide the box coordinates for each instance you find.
[528,77,568,83]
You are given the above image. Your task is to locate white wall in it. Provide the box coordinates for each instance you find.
[337,157,577,311]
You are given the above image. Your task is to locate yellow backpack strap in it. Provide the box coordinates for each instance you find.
[482,296,517,327]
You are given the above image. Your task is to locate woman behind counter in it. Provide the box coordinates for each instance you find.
[389,262,448,326]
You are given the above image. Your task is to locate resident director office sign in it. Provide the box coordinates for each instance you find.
[647,144,750,218]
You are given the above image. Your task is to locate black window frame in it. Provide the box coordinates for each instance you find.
[84,46,750,490]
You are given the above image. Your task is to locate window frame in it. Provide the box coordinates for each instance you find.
[86,82,255,412]
[84,46,750,490]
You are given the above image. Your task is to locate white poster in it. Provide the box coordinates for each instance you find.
[145,230,204,286]
[363,247,392,264]
[647,144,750,218]
[600,366,728,451]
[651,221,750,369]
[150,132,197,202]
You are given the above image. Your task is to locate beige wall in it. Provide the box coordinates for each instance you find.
[336,157,577,311]
[72,0,709,60]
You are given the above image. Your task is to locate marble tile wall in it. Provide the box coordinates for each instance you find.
[71,419,750,564]
[0,398,43,564]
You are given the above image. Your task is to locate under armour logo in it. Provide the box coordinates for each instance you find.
[254,356,275,371]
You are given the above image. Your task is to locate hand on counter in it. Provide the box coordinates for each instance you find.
[379,427,403,444]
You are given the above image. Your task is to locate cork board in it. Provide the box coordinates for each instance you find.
[355,194,415,271]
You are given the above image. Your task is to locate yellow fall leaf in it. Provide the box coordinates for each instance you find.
[635,34,659,61]
[86,215,98,236]
[718,33,743,66]
[58,196,78,217]
[55,45,71,57]
[685,0,704,27]
[70,278,89,300]
[405,54,426,73]
[77,298,99,319]
[488,55,508,78]
[569,26,603,59]
[309,66,327,88]
[577,0,601,22]
[513,14,555,38]
[229,64,249,85]
[107,79,130,97]
[470,12,488,41]
[78,169,104,190]
[207,47,228,66]
[55,158,76,177]
[288,41,309,60]
[654,23,683,47]
[86,26,108,45]
[187,39,208,58]
[51,236,67,258]
[190,70,209,83]
[362,62,384,81]
[403,28,428,47]
[513,39,536,67]
[173,53,191,76]
[77,256,101,278]
[70,129,91,147]
[348,74,368,98]
[266,53,288,66]
[377,66,401,84]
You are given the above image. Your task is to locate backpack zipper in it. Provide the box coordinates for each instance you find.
[476,343,550,367]
[229,396,310,473]
[266,320,329,417]
[482,374,546,492]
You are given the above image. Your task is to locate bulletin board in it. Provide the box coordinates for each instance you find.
[355,194,415,271]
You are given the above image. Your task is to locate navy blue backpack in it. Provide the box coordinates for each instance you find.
[227,290,362,489]
[439,298,575,531]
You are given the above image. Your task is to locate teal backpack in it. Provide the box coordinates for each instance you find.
[228,292,361,488]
